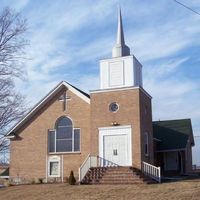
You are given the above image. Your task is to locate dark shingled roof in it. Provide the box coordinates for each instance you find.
[153,119,194,151]
[66,81,90,98]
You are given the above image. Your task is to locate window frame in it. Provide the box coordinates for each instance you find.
[48,127,81,154]
[109,102,119,113]
[144,132,149,157]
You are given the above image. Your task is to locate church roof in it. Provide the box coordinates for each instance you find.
[66,81,90,99]
[6,81,90,136]
[153,119,194,151]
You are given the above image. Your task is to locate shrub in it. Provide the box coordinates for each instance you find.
[38,178,43,184]
[68,170,76,185]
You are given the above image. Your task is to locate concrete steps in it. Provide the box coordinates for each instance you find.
[81,166,156,185]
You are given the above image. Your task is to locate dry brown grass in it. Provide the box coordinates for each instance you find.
[1,179,200,200]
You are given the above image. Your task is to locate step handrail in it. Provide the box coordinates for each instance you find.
[79,155,119,182]
[97,156,119,167]
[142,161,161,183]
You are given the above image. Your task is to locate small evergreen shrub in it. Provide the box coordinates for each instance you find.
[68,170,76,185]
[38,178,43,184]
[7,181,12,187]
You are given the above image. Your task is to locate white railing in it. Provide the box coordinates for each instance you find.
[79,154,119,182]
[0,176,9,179]
[142,161,161,183]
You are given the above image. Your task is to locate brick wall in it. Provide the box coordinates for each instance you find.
[90,87,153,169]
[10,87,90,182]
[139,89,154,165]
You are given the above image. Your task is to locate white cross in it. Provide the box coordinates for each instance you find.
[59,91,71,111]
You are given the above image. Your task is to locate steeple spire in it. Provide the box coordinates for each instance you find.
[112,8,130,58]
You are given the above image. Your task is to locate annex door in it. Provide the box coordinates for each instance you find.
[164,152,179,171]
[99,126,132,166]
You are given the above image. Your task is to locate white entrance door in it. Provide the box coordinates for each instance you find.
[99,126,132,166]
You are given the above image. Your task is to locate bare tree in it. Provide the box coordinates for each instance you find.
[0,7,27,78]
[0,7,28,158]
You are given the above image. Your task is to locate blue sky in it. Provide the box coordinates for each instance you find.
[1,0,200,163]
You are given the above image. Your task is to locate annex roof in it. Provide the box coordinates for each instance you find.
[153,119,194,151]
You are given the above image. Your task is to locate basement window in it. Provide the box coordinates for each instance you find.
[48,156,60,177]
[50,162,59,176]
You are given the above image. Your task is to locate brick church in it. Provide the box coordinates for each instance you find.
[6,9,194,184]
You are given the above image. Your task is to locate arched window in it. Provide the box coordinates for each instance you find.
[56,117,73,152]
[48,116,80,153]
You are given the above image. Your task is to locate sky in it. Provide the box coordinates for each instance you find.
[0,0,200,164]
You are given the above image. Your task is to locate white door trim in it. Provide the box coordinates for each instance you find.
[98,125,132,166]
[98,125,131,131]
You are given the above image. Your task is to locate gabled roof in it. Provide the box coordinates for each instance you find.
[153,119,194,151]
[6,81,90,136]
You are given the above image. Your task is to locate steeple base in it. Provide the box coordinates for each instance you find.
[112,44,130,58]
[100,55,143,90]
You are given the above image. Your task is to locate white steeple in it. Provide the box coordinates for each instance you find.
[112,8,130,58]
[99,8,143,90]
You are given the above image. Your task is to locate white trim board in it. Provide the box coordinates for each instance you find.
[90,86,152,99]
[6,81,90,136]
[98,125,132,166]
[98,125,131,131]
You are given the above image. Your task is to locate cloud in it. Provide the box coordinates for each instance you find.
[1,0,30,11]
[127,17,200,62]
[144,57,189,79]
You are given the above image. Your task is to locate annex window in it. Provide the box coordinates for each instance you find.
[145,132,149,156]
[48,116,80,153]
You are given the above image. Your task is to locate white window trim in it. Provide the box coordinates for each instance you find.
[48,128,81,154]
[145,132,149,157]
[48,156,61,178]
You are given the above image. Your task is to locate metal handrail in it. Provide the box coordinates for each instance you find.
[97,156,119,167]
[79,155,119,182]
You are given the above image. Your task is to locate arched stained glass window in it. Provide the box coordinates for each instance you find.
[48,116,80,153]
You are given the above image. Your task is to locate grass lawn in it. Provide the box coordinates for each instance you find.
[0,179,200,200]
